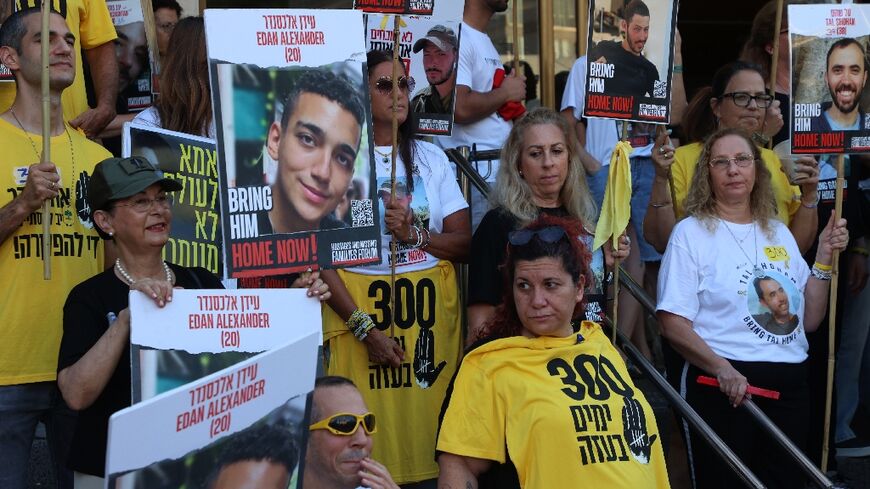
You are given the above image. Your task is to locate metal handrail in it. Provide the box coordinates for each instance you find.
[444,148,491,196]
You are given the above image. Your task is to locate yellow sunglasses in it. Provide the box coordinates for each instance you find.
[309,412,377,436]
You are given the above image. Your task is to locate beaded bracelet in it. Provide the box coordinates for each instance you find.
[346,309,375,340]
[421,227,431,250]
[810,265,832,281]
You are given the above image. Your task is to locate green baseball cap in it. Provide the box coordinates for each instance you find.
[88,156,183,211]
[377,180,408,195]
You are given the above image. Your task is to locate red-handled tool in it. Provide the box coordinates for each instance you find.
[697,376,781,400]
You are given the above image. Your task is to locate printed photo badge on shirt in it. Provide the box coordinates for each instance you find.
[206,9,382,278]
[744,269,804,340]
[790,4,870,154]
[361,0,463,136]
[583,0,679,123]
[122,123,224,277]
[106,323,320,489]
[107,0,154,112]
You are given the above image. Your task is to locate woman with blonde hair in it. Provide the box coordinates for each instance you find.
[657,128,848,489]
[467,107,628,345]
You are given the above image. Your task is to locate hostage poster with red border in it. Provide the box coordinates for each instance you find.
[129,288,320,403]
[584,0,679,123]
[105,329,319,489]
[122,123,224,277]
[790,4,870,154]
[364,13,461,136]
[206,9,382,278]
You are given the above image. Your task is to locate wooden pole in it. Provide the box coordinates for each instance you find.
[655,125,679,220]
[389,15,401,339]
[512,0,520,75]
[611,121,630,343]
[40,1,51,280]
[765,0,784,149]
[140,0,160,74]
[820,153,845,472]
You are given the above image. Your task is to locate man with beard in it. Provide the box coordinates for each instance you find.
[752,276,800,335]
[588,0,659,98]
[303,376,398,489]
[811,38,870,132]
[411,25,457,115]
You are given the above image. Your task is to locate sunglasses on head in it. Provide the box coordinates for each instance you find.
[508,226,567,246]
[309,412,377,436]
[375,75,416,95]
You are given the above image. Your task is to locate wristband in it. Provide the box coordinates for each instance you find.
[851,247,869,256]
[420,227,431,250]
[811,265,832,281]
[801,194,820,209]
[650,201,672,208]
[346,309,376,341]
[672,64,683,74]
[813,261,833,272]
[751,132,770,147]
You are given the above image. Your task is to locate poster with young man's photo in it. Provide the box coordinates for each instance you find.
[107,0,153,112]
[206,9,382,278]
[105,330,319,489]
[790,4,870,154]
[364,14,461,136]
[584,0,679,122]
[122,123,223,277]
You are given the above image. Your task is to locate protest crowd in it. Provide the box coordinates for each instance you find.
[2,0,870,488]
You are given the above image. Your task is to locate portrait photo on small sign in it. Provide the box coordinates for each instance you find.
[790,3,870,154]
[584,0,679,123]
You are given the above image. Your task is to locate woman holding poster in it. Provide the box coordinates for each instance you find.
[657,129,849,489]
[320,50,471,484]
[54,157,330,484]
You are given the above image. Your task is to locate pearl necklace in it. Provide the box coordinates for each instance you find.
[115,258,172,285]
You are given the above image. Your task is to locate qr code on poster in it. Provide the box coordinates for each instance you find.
[653,80,667,99]
[351,199,374,227]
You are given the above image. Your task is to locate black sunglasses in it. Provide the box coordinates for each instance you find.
[508,226,567,246]
[375,75,416,95]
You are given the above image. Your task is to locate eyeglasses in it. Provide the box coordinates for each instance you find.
[375,75,416,95]
[508,226,567,246]
[709,154,757,170]
[720,92,775,108]
[309,412,377,436]
[114,194,174,213]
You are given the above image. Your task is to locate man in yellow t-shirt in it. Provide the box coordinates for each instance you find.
[0,8,111,488]
[0,0,118,137]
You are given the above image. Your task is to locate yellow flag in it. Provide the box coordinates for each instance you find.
[593,140,633,251]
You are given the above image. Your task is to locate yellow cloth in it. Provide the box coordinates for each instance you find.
[0,0,117,121]
[0,118,110,385]
[593,140,633,251]
[323,261,461,484]
[671,142,801,223]
[438,321,670,489]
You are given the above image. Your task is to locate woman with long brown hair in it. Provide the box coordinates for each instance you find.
[133,16,213,137]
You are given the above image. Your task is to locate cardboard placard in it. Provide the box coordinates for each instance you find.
[790,4,870,153]
[206,9,383,278]
[584,0,679,123]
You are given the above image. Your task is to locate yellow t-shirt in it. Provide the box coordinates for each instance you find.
[672,142,801,223]
[438,321,671,489]
[0,0,117,121]
[322,261,462,484]
[0,117,110,385]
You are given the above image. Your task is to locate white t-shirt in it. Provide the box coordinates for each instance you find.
[349,141,468,275]
[436,22,510,181]
[657,217,810,363]
[562,56,620,166]
[132,107,217,139]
